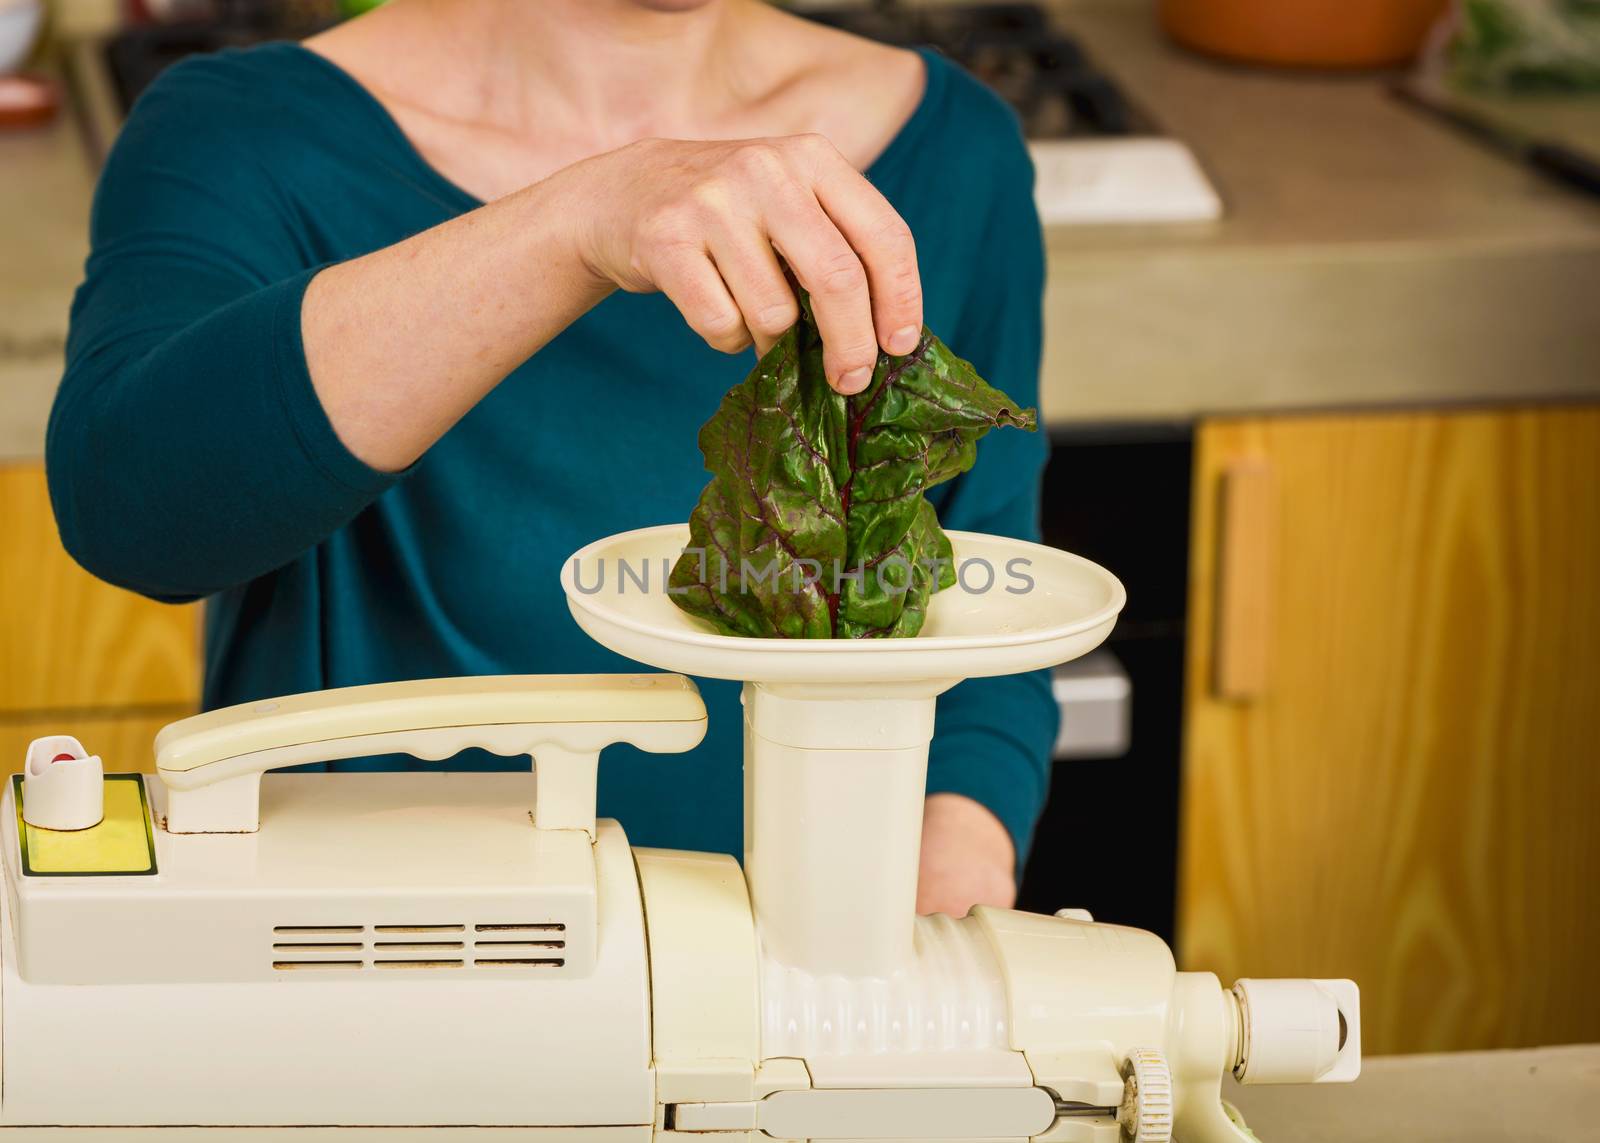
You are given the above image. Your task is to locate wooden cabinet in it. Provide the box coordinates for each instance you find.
[0,463,198,759]
[1179,406,1600,1055]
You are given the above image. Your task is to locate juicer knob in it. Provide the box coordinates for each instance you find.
[1117,1047,1173,1143]
[21,735,104,831]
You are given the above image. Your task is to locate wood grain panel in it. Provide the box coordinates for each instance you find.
[1179,406,1600,1055]
[0,464,201,713]
[0,712,178,775]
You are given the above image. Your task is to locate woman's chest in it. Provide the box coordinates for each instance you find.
[380,108,608,204]
[402,292,750,527]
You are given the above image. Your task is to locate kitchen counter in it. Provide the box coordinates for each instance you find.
[3,4,1599,458]
[1228,1044,1600,1142]
[1042,1,1600,424]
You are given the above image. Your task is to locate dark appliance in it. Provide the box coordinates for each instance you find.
[1018,427,1193,947]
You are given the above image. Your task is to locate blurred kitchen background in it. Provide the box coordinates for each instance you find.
[2,0,1598,1073]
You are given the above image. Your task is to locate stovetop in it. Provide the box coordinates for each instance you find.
[105,1,331,114]
[807,2,1151,138]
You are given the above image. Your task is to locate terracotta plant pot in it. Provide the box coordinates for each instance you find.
[1160,0,1451,69]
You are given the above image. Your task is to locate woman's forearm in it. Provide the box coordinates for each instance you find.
[303,133,929,472]
[302,164,614,473]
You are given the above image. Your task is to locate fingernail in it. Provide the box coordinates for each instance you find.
[838,366,872,394]
[888,325,920,355]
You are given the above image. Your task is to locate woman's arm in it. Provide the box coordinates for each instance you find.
[306,134,928,471]
[50,61,921,598]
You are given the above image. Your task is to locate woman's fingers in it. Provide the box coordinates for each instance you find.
[648,243,752,355]
[766,191,881,393]
[706,225,799,358]
[804,139,923,358]
[602,137,926,384]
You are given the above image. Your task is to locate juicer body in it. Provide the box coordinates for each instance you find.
[0,528,1359,1138]
[0,681,1353,1141]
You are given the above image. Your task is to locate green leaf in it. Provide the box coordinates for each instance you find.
[669,302,1037,638]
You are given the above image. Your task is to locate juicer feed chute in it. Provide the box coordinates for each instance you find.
[563,524,1126,980]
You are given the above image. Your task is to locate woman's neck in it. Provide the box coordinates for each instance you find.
[305,0,923,200]
[393,0,766,146]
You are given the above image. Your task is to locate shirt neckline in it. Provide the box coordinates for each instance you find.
[277,40,946,210]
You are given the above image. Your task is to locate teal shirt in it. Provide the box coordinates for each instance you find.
[48,43,1057,862]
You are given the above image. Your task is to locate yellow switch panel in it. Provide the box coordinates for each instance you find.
[13,775,157,876]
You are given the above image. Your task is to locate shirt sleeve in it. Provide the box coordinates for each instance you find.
[923,117,1059,869]
[46,58,401,603]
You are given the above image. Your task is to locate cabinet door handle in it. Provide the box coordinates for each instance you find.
[1214,459,1273,700]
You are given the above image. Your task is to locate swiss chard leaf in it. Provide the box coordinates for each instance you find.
[669,304,1037,639]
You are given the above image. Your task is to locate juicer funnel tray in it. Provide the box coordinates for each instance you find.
[562,525,1125,684]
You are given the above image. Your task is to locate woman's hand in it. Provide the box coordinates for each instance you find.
[916,793,1017,917]
[572,135,923,395]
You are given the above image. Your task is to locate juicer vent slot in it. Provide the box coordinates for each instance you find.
[272,960,362,971]
[473,958,565,968]
[475,922,565,933]
[374,959,465,969]
[374,941,465,951]
[273,925,363,935]
[374,924,465,933]
[273,942,362,952]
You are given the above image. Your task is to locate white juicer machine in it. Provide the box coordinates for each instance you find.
[1,525,1358,1140]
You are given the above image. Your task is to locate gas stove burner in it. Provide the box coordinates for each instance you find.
[805,1,1151,138]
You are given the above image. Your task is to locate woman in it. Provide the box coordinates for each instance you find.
[47,0,1055,916]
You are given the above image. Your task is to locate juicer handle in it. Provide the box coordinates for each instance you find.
[154,674,706,835]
